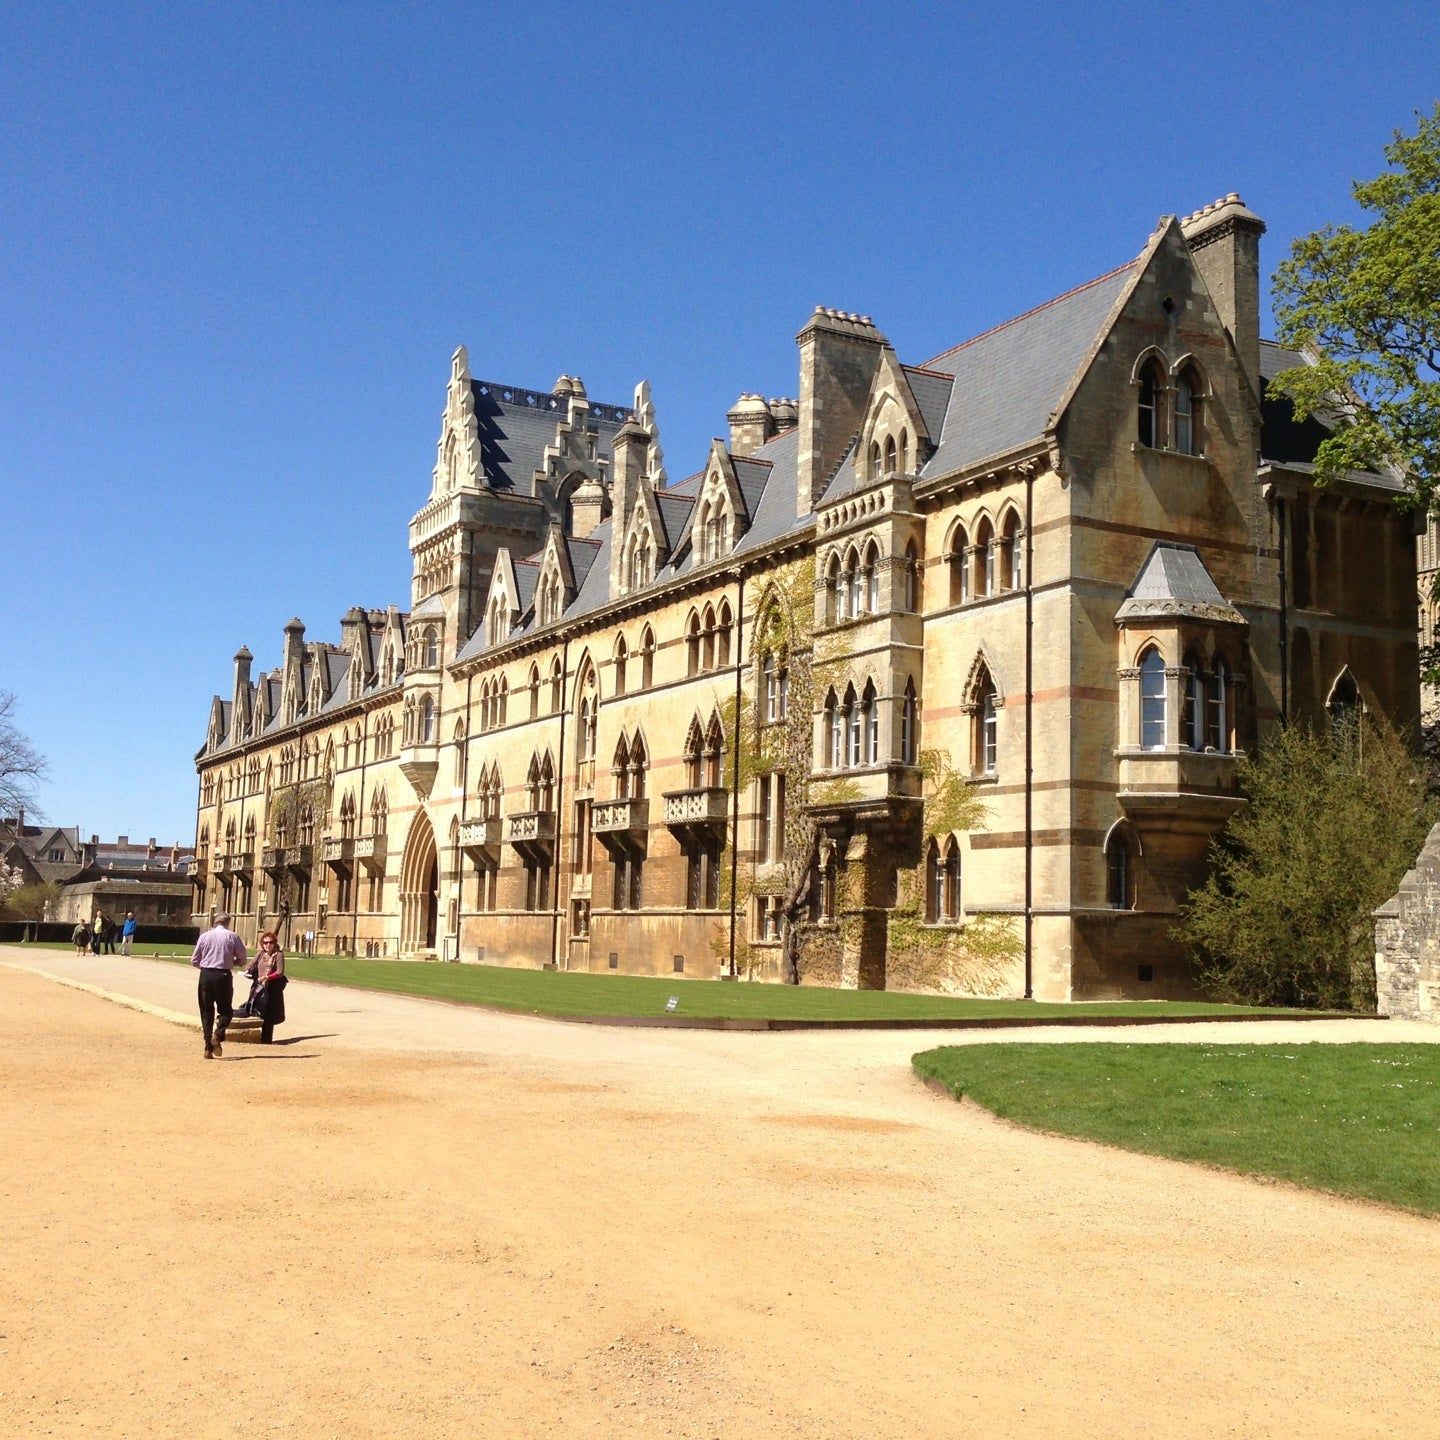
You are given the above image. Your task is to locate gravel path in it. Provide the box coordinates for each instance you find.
[3,948,1438,1438]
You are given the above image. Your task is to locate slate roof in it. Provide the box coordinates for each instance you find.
[1115,543,1246,625]
[469,380,632,492]
[920,261,1137,479]
[903,367,956,441]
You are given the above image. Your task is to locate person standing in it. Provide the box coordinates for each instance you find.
[190,911,247,1059]
[120,911,137,956]
[253,931,287,1044]
[90,913,105,955]
[101,912,117,954]
[72,919,91,955]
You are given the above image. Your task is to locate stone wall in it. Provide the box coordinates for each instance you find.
[1373,821,1440,1021]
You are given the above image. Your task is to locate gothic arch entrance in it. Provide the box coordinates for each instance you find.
[400,810,439,954]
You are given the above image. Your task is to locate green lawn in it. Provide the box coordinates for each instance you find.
[145,950,1292,1022]
[913,1042,1440,1214]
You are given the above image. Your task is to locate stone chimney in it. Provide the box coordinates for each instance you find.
[727,394,775,457]
[283,618,306,670]
[1181,193,1266,398]
[147,838,157,860]
[608,418,650,593]
[569,475,606,540]
[768,397,798,432]
[796,308,886,517]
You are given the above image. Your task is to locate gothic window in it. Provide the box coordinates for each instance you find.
[625,530,652,592]
[1139,647,1167,750]
[684,717,705,788]
[846,547,863,619]
[630,734,648,799]
[827,552,846,624]
[975,517,996,598]
[901,678,919,764]
[700,498,729,563]
[844,684,862,769]
[498,676,508,725]
[686,611,702,676]
[868,439,882,480]
[577,697,597,774]
[704,713,725,788]
[825,688,843,770]
[899,429,910,474]
[1207,657,1231,753]
[1106,826,1137,910]
[999,510,1023,591]
[1183,650,1206,751]
[942,838,962,923]
[614,634,628,695]
[613,735,632,799]
[421,627,438,668]
[716,600,733,668]
[947,523,969,605]
[701,605,717,671]
[1137,358,1164,448]
[528,663,541,720]
[972,671,998,775]
[1174,365,1204,456]
[1327,671,1361,730]
[419,694,436,745]
[487,595,510,647]
[900,539,921,612]
[862,540,880,614]
[762,649,789,724]
[639,627,656,689]
[549,657,563,713]
[861,679,880,765]
[884,434,897,475]
[924,840,942,923]
[370,789,388,837]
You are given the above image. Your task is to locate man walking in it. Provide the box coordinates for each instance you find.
[190,911,246,1059]
[120,910,137,956]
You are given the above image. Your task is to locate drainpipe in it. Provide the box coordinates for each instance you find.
[551,638,570,970]
[192,758,204,926]
[1023,464,1035,1000]
[1277,496,1289,724]
[727,569,747,979]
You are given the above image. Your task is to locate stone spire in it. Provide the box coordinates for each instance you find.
[633,380,667,487]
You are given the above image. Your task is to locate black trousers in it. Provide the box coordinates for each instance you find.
[197,970,234,1048]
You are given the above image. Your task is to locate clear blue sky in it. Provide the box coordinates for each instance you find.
[3,1,1437,844]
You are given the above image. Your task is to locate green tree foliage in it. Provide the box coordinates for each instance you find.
[1269,103,1440,511]
[2,881,61,921]
[1180,720,1437,1010]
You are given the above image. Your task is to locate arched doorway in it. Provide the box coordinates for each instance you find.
[399,810,440,954]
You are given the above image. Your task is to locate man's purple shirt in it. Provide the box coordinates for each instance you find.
[191,926,247,970]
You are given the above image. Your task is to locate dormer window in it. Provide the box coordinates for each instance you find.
[698,497,730,563]
[625,530,652,591]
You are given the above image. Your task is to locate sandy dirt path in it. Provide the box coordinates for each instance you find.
[3,953,1439,1438]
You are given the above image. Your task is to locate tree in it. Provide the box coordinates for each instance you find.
[1269,103,1440,512]
[1179,719,1437,1010]
[2,881,60,922]
[0,690,47,817]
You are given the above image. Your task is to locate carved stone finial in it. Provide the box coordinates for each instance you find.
[633,380,667,486]
[451,346,470,383]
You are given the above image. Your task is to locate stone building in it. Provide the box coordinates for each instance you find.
[192,196,1419,999]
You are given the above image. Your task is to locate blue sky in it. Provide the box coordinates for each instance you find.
[3,1,1437,844]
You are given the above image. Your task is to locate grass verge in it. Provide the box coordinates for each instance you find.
[913,1042,1440,1215]
[131,950,1299,1022]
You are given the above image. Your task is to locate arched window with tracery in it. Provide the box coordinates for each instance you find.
[999,510,1023,591]
[942,838,962,923]
[613,735,632,799]
[825,688,843,770]
[884,434,897,475]
[828,552,846,624]
[419,693,435,744]
[1182,649,1207,751]
[1174,364,1204,456]
[843,683,861,769]
[1139,647,1167,750]
[702,604,717,672]
[845,547,863,619]
[630,734,648,799]
[548,658,563,713]
[862,540,880,614]
[947,524,969,605]
[703,713,725,788]
[901,539,921,612]
[970,668,998,775]
[684,717,705,788]
[861,679,879,765]
[975,517,996,598]
[715,600,733,668]
[614,635,628,696]
[686,611,702,676]
[1137,357,1164,448]
[900,678,919,764]
[639,626,656,689]
[528,663,541,720]
[1106,825,1138,910]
